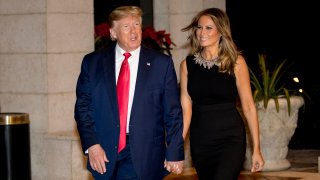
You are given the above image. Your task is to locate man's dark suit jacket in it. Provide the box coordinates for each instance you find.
[74,45,184,180]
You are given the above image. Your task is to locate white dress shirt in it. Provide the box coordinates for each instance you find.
[115,44,140,133]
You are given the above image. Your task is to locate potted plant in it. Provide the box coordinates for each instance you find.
[243,53,305,171]
[249,53,299,115]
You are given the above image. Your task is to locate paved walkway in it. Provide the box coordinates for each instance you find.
[164,149,320,180]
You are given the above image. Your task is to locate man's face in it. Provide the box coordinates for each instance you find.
[110,16,142,52]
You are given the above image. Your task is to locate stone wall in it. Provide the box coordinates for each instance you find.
[0,0,93,179]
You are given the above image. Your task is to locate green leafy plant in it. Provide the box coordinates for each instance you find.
[248,53,300,115]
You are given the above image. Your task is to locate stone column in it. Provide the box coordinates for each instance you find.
[0,0,93,179]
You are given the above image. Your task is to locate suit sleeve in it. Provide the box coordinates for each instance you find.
[74,54,100,154]
[163,57,185,161]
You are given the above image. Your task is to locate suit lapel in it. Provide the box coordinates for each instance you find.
[101,47,119,120]
[130,47,153,119]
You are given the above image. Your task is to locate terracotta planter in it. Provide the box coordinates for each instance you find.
[243,96,304,171]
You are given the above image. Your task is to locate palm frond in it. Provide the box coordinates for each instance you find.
[248,53,302,116]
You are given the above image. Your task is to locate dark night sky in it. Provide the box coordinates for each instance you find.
[94,0,153,27]
[227,0,319,88]
[94,0,140,25]
[227,1,318,63]
[226,1,320,149]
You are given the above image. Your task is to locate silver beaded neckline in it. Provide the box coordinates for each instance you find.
[193,53,220,69]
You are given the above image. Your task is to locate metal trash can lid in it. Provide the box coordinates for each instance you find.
[0,113,29,125]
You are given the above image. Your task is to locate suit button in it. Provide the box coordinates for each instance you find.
[117,124,120,128]
[115,146,117,149]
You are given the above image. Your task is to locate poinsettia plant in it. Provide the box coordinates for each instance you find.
[94,23,176,56]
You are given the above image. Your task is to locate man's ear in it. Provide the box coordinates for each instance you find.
[110,28,117,41]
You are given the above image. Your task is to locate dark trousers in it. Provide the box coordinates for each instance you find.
[111,135,139,180]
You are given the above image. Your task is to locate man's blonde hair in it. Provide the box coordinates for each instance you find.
[108,6,143,27]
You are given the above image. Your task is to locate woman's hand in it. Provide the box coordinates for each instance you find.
[251,151,264,172]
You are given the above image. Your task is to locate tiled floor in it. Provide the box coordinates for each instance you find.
[164,149,320,180]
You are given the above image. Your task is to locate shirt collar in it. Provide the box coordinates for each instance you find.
[115,44,141,58]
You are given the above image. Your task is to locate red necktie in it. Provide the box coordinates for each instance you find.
[117,52,131,153]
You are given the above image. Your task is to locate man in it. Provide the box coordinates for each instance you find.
[74,6,184,180]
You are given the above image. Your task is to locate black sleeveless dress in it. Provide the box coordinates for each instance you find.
[186,55,246,180]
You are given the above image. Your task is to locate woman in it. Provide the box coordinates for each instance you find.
[180,8,264,179]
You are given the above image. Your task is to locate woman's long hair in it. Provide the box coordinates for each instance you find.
[182,8,240,74]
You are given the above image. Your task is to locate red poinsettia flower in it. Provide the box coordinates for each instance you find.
[95,23,110,38]
[164,34,172,45]
[142,26,158,40]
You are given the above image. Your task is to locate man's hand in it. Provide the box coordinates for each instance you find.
[164,160,184,174]
[88,144,109,174]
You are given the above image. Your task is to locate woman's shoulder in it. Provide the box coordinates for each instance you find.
[184,54,195,65]
[180,54,193,62]
[180,54,196,74]
[186,54,194,60]
[234,54,248,75]
[236,54,246,64]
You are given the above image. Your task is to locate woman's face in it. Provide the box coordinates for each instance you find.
[196,15,221,48]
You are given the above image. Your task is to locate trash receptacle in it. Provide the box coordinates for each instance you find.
[0,113,31,180]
